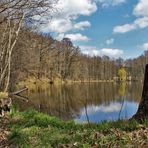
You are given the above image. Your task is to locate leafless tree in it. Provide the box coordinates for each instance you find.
[0,0,57,91]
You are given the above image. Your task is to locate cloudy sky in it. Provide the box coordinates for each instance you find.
[41,0,148,59]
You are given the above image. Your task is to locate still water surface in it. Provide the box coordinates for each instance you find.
[14,82,142,123]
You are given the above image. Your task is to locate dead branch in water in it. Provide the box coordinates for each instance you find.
[13,94,29,102]
[9,87,28,96]
[9,87,29,102]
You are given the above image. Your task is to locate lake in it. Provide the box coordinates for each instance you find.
[13,82,142,123]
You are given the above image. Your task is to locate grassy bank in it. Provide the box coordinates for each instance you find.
[6,109,148,147]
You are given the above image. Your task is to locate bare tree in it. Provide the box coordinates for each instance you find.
[0,0,57,91]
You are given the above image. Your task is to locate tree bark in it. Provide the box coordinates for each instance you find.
[132,64,148,121]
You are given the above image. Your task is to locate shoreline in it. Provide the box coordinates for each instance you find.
[16,77,142,88]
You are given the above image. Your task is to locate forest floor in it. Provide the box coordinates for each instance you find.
[0,116,14,148]
[0,109,148,148]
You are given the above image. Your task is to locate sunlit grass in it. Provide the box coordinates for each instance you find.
[17,77,50,90]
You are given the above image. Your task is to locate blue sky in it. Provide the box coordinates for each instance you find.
[41,0,148,59]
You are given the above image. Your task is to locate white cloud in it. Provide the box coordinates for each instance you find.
[80,46,100,56]
[133,0,148,17]
[56,0,97,18]
[100,48,123,57]
[113,0,148,33]
[81,103,122,115]
[106,38,114,45]
[142,42,148,50]
[80,46,123,58]
[113,23,136,33]
[135,17,148,28]
[41,0,127,34]
[65,33,90,41]
[43,19,73,33]
[56,33,90,41]
[113,17,148,33]
[96,0,126,7]
[42,19,91,33]
[74,21,91,30]
[41,0,97,33]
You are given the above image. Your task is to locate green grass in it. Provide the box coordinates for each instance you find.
[8,109,148,148]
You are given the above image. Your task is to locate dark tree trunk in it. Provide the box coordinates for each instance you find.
[132,64,148,121]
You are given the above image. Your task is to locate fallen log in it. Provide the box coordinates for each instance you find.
[9,87,29,102]
[13,94,29,102]
[9,87,28,96]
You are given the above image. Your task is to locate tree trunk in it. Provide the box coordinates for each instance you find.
[132,64,148,121]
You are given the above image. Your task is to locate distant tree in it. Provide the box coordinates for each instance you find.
[118,67,127,81]
[118,83,126,96]
[60,38,79,80]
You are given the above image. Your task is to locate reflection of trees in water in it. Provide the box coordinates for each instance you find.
[14,82,143,120]
[118,83,126,119]
[118,83,126,97]
[127,82,143,101]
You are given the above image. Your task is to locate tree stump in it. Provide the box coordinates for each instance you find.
[0,98,12,117]
[0,87,28,117]
[132,64,148,121]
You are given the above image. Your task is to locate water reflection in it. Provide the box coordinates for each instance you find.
[13,82,142,123]
[75,102,139,123]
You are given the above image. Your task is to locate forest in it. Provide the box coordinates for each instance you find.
[0,0,148,92]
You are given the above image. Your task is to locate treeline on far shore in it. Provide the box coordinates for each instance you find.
[1,20,148,91]
[1,25,148,90]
